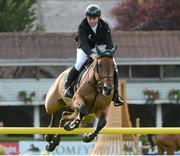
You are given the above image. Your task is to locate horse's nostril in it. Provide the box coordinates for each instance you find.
[103,86,107,90]
[104,86,111,90]
[103,86,112,95]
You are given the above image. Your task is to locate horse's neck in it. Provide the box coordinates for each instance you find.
[80,59,97,86]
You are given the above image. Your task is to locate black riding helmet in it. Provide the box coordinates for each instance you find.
[85,4,101,17]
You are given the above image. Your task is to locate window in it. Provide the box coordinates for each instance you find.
[0,66,69,79]
[163,65,180,78]
[132,65,160,78]
[0,66,38,78]
[118,65,129,78]
[38,66,68,78]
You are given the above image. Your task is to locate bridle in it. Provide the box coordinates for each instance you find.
[94,56,115,92]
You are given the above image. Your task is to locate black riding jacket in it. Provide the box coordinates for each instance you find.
[75,18,114,56]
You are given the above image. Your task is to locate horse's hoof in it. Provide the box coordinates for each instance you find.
[82,132,97,143]
[53,135,61,146]
[45,134,54,142]
[64,120,80,131]
[64,121,73,131]
[46,143,56,152]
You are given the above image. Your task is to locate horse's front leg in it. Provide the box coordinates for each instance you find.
[64,102,88,131]
[82,111,107,143]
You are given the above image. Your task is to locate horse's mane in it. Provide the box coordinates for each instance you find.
[79,56,98,86]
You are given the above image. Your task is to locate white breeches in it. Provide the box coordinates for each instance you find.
[74,48,88,71]
[74,45,117,71]
[74,45,107,71]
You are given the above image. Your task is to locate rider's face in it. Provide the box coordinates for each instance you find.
[87,16,99,27]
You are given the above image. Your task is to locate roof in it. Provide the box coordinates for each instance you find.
[113,31,180,58]
[0,31,179,65]
[0,32,76,59]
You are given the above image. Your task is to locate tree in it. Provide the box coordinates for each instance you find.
[111,0,180,30]
[0,0,37,32]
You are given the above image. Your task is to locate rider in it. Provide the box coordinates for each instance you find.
[64,4,124,106]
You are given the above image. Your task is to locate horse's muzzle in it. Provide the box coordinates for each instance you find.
[102,85,113,96]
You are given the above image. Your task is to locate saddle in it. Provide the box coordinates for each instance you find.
[69,58,94,97]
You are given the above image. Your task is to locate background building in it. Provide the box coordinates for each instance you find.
[0,31,180,130]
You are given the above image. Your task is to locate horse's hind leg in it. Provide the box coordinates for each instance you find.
[45,98,66,152]
[45,112,60,142]
[45,111,61,152]
[52,109,76,143]
[82,110,108,143]
[46,106,77,151]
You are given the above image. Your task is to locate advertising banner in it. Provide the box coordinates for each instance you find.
[0,142,19,155]
[19,140,95,155]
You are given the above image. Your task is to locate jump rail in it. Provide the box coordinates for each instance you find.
[0,127,180,134]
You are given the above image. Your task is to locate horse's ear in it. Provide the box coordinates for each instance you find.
[111,45,118,56]
[96,45,103,56]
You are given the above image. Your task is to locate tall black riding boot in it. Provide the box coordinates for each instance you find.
[64,66,79,98]
[112,67,124,106]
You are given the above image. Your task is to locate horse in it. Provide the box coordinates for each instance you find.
[44,46,117,152]
[148,134,180,155]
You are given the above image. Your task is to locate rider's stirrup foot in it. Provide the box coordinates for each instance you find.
[64,88,73,98]
[113,94,124,107]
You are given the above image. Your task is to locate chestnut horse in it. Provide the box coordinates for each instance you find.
[44,46,117,151]
[148,134,180,155]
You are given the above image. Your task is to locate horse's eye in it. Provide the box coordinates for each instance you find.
[98,81,103,86]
